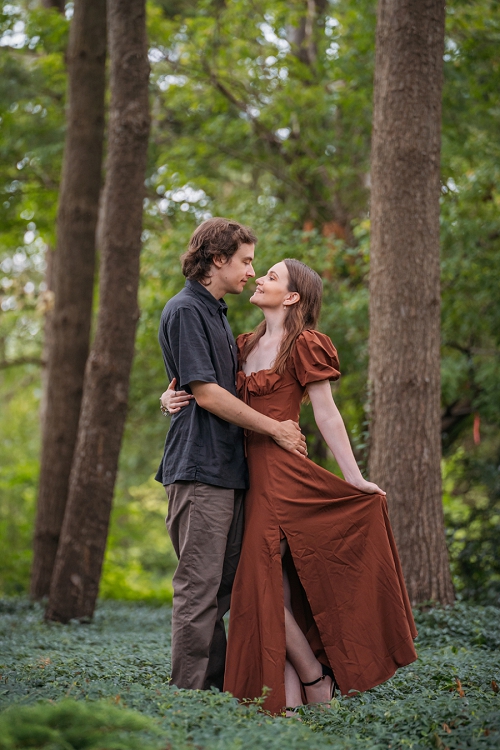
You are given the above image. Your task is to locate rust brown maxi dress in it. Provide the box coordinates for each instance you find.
[223,329,417,715]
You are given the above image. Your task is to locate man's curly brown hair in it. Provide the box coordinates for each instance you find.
[181,217,257,283]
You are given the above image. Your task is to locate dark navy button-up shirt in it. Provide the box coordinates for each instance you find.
[155,279,248,490]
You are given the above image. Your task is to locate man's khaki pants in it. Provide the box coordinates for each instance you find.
[165,481,244,690]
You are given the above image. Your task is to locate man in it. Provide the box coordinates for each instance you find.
[156,217,306,691]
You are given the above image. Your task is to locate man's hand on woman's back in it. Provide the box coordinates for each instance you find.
[163,380,307,457]
[270,421,307,457]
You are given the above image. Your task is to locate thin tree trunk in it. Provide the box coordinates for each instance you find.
[287,0,328,67]
[39,2,65,425]
[39,245,55,427]
[46,0,150,623]
[41,0,65,11]
[31,0,106,600]
[368,0,454,605]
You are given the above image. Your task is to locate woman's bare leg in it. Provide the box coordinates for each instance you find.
[281,538,333,705]
[284,659,302,710]
[282,543,304,712]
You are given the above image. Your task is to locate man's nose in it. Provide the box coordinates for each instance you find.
[247,264,256,277]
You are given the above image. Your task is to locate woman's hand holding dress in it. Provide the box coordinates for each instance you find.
[348,477,386,495]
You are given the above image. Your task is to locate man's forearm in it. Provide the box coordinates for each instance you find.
[190,381,280,438]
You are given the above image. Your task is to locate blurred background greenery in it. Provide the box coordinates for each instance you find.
[0,0,499,604]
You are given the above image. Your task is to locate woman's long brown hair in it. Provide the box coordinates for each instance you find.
[240,258,323,374]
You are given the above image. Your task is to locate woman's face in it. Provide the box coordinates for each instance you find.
[250,261,296,309]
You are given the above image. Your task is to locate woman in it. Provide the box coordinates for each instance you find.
[163,258,417,715]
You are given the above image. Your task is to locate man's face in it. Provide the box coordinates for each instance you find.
[216,243,256,295]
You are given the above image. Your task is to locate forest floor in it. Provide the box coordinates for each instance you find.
[0,599,499,749]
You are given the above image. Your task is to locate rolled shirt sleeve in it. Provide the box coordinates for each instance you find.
[167,307,218,390]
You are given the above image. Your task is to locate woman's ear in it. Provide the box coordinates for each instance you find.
[283,292,300,307]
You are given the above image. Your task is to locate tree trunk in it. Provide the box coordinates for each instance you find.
[41,0,65,11]
[287,0,328,67]
[39,245,55,428]
[368,0,454,605]
[31,0,107,600]
[46,0,150,623]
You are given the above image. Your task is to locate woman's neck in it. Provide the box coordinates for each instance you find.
[262,307,286,339]
[243,307,287,374]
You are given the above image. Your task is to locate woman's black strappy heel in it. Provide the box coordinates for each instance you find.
[301,663,339,702]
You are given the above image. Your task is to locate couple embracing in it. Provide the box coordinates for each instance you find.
[156,217,417,716]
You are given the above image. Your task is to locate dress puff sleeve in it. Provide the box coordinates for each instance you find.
[291,330,341,387]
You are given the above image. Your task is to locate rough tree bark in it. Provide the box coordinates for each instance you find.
[46,0,150,623]
[31,0,107,600]
[368,0,454,604]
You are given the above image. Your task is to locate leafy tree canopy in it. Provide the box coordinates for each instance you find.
[0,0,498,602]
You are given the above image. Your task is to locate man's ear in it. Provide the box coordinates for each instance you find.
[212,254,227,269]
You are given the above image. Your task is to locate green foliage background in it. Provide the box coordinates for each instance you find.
[0,0,499,604]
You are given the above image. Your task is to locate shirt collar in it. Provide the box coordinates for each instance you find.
[185,279,228,316]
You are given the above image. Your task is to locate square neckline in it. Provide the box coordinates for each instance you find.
[240,367,274,378]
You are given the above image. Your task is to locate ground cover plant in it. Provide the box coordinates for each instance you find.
[0,599,498,749]
[2,0,500,609]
